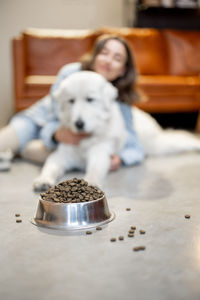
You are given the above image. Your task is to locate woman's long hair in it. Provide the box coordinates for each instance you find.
[80,34,138,105]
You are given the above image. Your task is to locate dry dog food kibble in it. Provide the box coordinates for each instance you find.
[86,231,92,235]
[126,208,131,211]
[40,178,104,203]
[118,236,124,241]
[96,226,102,231]
[110,238,116,242]
[133,246,146,252]
[139,230,146,234]
[185,214,191,219]
[15,214,20,217]
[131,226,136,230]
[16,219,22,223]
[128,233,134,237]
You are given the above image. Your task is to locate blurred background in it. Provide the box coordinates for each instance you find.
[0,0,200,128]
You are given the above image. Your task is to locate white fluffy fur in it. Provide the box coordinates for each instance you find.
[33,71,126,191]
[132,106,200,156]
[33,71,200,191]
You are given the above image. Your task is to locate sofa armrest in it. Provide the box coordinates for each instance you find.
[12,37,26,110]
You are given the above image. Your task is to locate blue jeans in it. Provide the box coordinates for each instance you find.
[10,115,41,152]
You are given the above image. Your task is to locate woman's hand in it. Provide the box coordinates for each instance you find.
[54,129,121,170]
[53,127,90,145]
[110,154,121,171]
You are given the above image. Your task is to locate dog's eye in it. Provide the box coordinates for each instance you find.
[86,97,94,103]
[69,98,75,104]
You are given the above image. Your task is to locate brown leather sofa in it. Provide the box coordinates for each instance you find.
[12,27,200,128]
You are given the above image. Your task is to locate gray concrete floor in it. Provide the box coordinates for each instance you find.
[0,153,200,300]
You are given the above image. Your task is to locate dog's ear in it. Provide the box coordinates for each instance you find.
[103,82,118,107]
[52,81,70,117]
[52,81,66,102]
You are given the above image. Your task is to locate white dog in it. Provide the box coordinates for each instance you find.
[132,107,200,156]
[33,71,127,191]
[33,70,200,191]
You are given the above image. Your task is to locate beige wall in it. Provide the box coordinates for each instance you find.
[0,0,134,127]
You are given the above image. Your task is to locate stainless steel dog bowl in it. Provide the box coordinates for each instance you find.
[31,194,115,231]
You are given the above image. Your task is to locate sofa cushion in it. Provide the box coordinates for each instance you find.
[164,30,200,76]
[100,27,169,75]
[23,28,99,76]
[137,75,200,95]
[136,75,200,112]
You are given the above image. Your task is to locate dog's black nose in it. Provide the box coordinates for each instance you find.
[75,119,84,130]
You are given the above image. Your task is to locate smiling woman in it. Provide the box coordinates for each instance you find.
[92,39,127,81]
[0,34,145,174]
[81,34,138,104]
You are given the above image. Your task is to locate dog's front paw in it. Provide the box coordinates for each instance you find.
[33,176,55,192]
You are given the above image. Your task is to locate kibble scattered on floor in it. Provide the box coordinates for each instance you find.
[96,226,102,231]
[86,231,92,235]
[110,238,116,242]
[185,214,191,219]
[133,246,146,252]
[16,219,22,223]
[14,177,192,255]
[128,233,134,237]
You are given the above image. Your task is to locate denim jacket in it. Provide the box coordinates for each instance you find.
[23,62,145,165]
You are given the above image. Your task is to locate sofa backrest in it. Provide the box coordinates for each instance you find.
[23,28,100,76]
[18,27,172,78]
[15,27,200,78]
[163,30,200,76]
